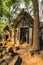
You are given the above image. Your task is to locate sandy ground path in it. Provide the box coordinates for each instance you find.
[13,45,43,65]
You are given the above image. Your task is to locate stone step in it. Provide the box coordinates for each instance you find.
[8,55,22,65]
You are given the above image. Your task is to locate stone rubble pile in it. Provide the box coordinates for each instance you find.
[0,43,21,65]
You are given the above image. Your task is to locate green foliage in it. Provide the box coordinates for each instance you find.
[5,0,19,7]
[24,0,30,3]
[24,0,30,6]
[0,19,7,32]
[42,0,43,5]
[0,0,3,17]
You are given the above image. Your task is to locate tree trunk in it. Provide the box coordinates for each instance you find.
[32,0,40,50]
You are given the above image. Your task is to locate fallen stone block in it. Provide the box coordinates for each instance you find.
[0,59,3,63]
[29,49,40,56]
[0,60,7,65]
[8,55,22,65]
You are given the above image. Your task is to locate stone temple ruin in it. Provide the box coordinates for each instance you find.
[14,9,33,45]
[13,9,43,49]
[0,9,43,49]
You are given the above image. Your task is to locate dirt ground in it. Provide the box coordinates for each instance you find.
[12,44,43,65]
[1,39,43,65]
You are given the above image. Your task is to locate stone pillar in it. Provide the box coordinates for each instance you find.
[11,28,14,44]
[14,28,20,46]
[29,28,32,46]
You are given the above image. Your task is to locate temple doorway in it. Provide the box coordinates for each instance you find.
[20,28,29,43]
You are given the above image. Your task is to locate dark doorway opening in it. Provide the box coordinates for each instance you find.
[40,34,43,49]
[20,28,29,43]
[5,35,9,41]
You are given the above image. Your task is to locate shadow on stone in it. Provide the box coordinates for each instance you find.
[30,49,40,56]
[8,47,18,57]
[15,57,22,65]
[16,47,20,50]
